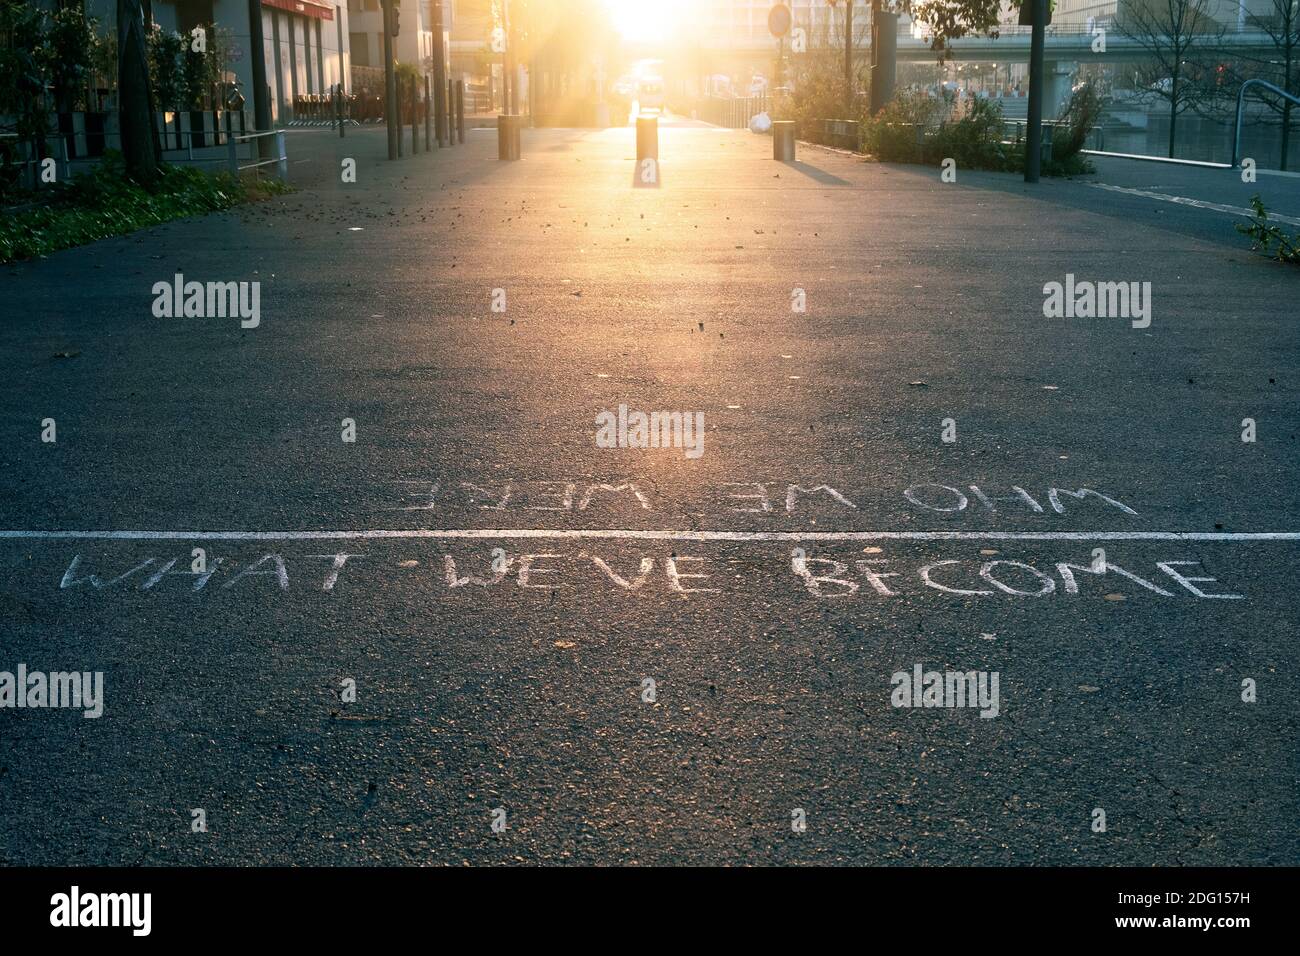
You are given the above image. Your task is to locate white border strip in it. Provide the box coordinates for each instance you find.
[0,529,1298,542]
[1086,181,1300,227]
[1082,149,1233,169]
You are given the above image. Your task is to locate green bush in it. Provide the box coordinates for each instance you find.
[779,22,869,130]
[147,25,186,110]
[864,91,1012,170]
[0,0,51,144]
[925,96,1011,169]
[1009,81,1104,177]
[395,61,421,85]
[862,83,1100,176]
[41,4,98,112]
[861,89,946,162]
[0,153,285,262]
[1237,194,1300,263]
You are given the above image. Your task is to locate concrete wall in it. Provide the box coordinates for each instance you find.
[348,0,433,69]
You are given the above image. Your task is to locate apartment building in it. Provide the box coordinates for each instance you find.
[346,0,440,71]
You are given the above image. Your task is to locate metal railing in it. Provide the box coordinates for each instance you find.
[805,118,861,150]
[1003,119,1105,153]
[1,124,288,188]
[698,94,772,129]
[225,129,288,179]
[1232,78,1300,168]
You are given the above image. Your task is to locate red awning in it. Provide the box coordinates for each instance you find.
[262,0,335,20]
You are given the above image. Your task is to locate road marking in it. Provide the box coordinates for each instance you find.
[1083,150,1232,169]
[1087,181,1300,227]
[2,529,1299,542]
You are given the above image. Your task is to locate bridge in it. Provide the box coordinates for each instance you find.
[895,26,1281,63]
[693,26,1282,116]
[698,26,1280,64]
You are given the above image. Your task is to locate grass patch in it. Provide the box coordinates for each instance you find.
[1,152,291,263]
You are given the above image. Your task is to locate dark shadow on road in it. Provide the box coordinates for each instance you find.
[916,161,1278,254]
[784,161,852,186]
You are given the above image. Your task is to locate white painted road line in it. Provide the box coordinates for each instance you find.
[2,529,1300,542]
[1087,181,1300,227]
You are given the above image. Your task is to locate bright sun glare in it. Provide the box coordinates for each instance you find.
[603,0,688,44]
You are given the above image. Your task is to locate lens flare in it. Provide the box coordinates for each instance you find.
[603,0,689,44]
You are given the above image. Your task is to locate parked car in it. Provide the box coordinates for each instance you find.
[705,74,733,97]
[637,77,665,113]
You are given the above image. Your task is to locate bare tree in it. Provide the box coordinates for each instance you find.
[116,0,157,182]
[787,0,870,122]
[1241,0,1300,169]
[1118,0,1226,157]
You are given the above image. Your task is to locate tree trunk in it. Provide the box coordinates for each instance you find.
[1283,100,1292,172]
[117,0,159,183]
[1168,74,1179,158]
[844,1,854,112]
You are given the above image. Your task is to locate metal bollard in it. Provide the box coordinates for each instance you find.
[448,79,456,146]
[226,114,237,175]
[772,120,795,161]
[424,75,432,150]
[636,114,658,161]
[635,114,659,187]
[410,76,419,154]
[456,80,465,144]
[274,130,287,180]
[498,114,521,160]
[435,75,446,147]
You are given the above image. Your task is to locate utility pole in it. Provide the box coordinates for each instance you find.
[1024,0,1047,182]
[869,0,898,114]
[382,0,398,160]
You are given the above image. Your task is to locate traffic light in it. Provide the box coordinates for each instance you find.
[387,0,400,36]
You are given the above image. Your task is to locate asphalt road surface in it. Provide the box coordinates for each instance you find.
[1,123,1297,865]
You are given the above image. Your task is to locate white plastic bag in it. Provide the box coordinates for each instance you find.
[748,111,772,134]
